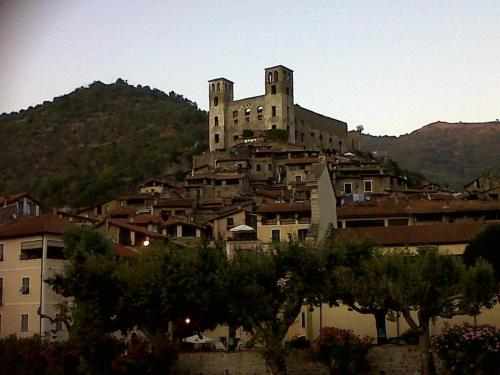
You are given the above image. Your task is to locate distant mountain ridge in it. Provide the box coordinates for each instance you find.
[363,121,500,188]
[0,80,208,207]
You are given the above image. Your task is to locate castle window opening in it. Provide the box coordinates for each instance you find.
[233,110,238,118]
[256,164,261,171]
[287,72,291,80]
[245,108,251,116]
[211,83,215,91]
[258,115,263,120]
[214,134,220,143]
[214,116,219,126]
[329,137,332,144]
[268,164,273,171]
[319,134,323,141]
[245,117,249,122]
[301,133,304,142]
[271,85,276,94]
[214,96,218,106]
[268,72,272,83]
[310,132,315,138]
[272,125,277,129]
[274,71,278,81]
[233,135,238,141]
[234,119,238,125]
[272,106,277,117]
[286,87,289,95]
[286,106,289,116]
[216,83,220,91]
[257,106,263,113]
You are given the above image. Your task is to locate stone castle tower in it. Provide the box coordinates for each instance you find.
[208,65,295,152]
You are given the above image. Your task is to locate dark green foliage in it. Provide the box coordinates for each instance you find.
[433,324,500,375]
[310,327,372,375]
[265,128,288,142]
[242,128,254,138]
[363,122,500,188]
[463,224,500,282]
[0,80,208,207]
[382,158,427,188]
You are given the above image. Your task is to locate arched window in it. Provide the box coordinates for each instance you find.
[268,72,273,83]
[271,125,277,129]
[214,134,220,143]
[216,83,220,92]
[232,110,238,118]
[274,71,278,82]
[214,97,218,106]
[257,106,263,113]
[211,83,215,92]
[287,72,291,81]
[214,116,219,126]
[245,108,251,116]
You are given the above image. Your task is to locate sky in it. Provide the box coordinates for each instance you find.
[0,0,498,136]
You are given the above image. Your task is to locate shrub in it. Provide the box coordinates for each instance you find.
[309,327,372,375]
[242,129,254,138]
[432,324,500,375]
[265,128,288,141]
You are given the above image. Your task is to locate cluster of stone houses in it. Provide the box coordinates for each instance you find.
[1,65,499,342]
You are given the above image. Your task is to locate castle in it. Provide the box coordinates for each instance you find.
[208,65,350,152]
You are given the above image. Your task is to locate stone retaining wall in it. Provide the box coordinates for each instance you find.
[172,345,440,375]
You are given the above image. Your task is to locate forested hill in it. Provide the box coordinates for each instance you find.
[363,121,500,188]
[0,80,208,208]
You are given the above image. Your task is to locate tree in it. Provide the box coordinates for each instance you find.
[322,238,394,343]
[463,224,500,283]
[48,227,122,338]
[226,241,324,375]
[381,247,496,375]
[115,241,228,338]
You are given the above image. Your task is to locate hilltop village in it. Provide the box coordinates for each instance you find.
[1,65,499,342]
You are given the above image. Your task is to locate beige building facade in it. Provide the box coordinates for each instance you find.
[0,215,69,340]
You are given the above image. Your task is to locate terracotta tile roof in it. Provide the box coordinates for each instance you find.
[211,207,245,220]
[185,173,244,181]
[109,208,136,217]
[107,219,165,238]
[163,217,207,229]
[137,179,175,188]
[335,222,497,246]
[256,201,311,214]
[0,214,70,239]
[284,157,320,165]
[113,244,139,257]
[0,193,29,206]
[132,215,162,225]
[117,193,156,200]
[338,199,500,219]
[153,199,195,208]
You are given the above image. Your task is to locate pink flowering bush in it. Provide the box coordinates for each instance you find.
[432,324,500,375]
[309,327,372,375]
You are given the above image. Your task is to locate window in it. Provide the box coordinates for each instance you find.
[233,135,239,141]
[234,119,238,125]
[216,83,220,91]
[0,278,3,305]
[257,115,263,120]
[287,72,291,81]
[286,87,289,95]
[214,134,220,144]
[256,164,261,172]
[226,217,234,228]
[268,72,272,83]
[21,314,28,332]
[271,230,280,242]
[301,312,306,328]
[211,83,215,92]
[214,116,219,126]
[213,97,218,106]
[271,85,276,94]
[298,229,308,241]
[21,277,29,295]
[364,180,373,192]
[0,244,3,261]
[245,117,249,122]
[267,164,273,171]
[257,106,263,113]
[301,133,304,142]
[310,132,315,138]
[55,315,63,332]
[245,108,251,116]
[296,175,302,182]
[20,240,42,260]
[344,183,353,195]
[274,71,278,81]
[272,106,277,117]
[271,124,276,129]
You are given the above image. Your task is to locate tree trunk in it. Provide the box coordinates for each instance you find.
[419,319,437,375]
[374,310,388,344]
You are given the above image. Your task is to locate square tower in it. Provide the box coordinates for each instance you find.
[263,66,295,143]
[208,78,234,151]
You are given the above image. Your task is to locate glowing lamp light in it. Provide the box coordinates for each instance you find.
[143,240,150,247]
[185,317,191,324]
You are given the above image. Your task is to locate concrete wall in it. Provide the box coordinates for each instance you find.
[171,346,441,375]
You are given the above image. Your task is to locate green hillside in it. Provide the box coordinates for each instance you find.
[0,80,208,207]
[363,121,500,188]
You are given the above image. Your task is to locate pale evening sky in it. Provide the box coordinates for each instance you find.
[0,0,498,136]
